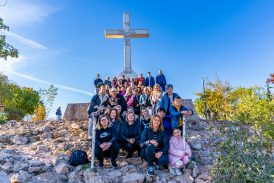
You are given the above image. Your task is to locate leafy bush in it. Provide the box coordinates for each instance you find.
[195,79,274,138]
[211,122,273,183]
[4,106,25,121]
[0,73,40,120]
[0,112,7,124]
[32,103,46,122]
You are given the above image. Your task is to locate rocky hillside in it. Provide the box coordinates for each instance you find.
[0,118,219,183]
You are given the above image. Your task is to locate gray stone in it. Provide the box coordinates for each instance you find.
[29,172,67,183]
[55,162,71,174]
[174,171,194,183]
[36,145,50,153]
[190,143,202,151]
[70,123,80,130]
[28,166,42,173]
[13,162,28,172]
[29,160,44,167]
[122,173,145,183]
[83,168,104,183]
[10,170,31,183]
[1,162,13,172]
[0,171,10,183]
[11,135,29,145]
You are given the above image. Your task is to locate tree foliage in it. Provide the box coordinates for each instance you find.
[39,84,58,118]
[211,122,273,183]
[195,79,274,138]
[0,17,18,59]
[32,102,46,122]
[0,73,40,121]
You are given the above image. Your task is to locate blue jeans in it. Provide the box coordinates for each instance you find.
[141,144,168,167]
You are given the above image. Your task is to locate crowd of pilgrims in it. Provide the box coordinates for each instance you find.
[87,70,193,176]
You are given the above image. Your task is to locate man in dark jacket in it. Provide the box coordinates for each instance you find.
[156,70,167,92]
[108,88,127,113]
[159,84,178,115]
[145,72,155,87]
[94,74,103,88]
[87,85,109,139]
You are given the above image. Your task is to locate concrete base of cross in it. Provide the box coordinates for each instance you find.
[119,68,138,78]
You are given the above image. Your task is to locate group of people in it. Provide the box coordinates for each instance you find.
[87,70,193,176]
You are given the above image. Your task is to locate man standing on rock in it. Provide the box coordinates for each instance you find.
[87,85,109,140]
[156,70,167,92]
[94,74,103,88]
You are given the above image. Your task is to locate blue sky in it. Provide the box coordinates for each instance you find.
[0,0,273,117]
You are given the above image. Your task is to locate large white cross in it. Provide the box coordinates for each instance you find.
[105,12,149,78]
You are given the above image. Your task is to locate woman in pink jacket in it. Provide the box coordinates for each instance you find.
[168,127,192,175]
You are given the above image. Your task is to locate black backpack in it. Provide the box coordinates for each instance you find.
[69,150,89,166]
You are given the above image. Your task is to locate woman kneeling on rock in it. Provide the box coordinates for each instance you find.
[95,114,119,168]
[121,111,142,158]
[140,114,169,176]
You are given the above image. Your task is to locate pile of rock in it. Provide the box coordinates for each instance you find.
[0,118,218,183]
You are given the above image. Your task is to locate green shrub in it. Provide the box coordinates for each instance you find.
[211,122,273,183]
[0,112,7,124]
[4,106,25,121]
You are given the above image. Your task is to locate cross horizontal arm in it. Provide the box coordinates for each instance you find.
[129,29,149,38]
[105,29,125,38]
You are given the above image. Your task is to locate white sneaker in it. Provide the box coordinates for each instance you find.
[168,167,176,175]
[175,168,182,176]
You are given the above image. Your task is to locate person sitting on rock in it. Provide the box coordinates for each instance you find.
[140,115,169,176]
[95,114,119,168]
[168,127,192,175]
[87,85,109,140]
[157,108,172,137]
[140,87,152,108]
[169,96,193,129]
[108,88,127,114]
[121,111,142,158]
[139,107,151,132]
[159,84,179,115]
[109,108,123,145]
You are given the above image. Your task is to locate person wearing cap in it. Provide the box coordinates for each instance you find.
[159,84,178,115]
[94,74,103,88]
[109,88,128,114]
[156,70,167,92]
[87,85,109,140]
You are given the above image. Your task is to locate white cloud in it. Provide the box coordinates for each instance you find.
[0,30,47,49]
[6,71,93,96]
[0,55,28,72]
[0,0,57,26]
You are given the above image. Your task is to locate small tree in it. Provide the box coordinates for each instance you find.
[32,102,46,122]
[39,84,58,118]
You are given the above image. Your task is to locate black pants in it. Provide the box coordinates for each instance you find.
[141,144,169,167]
[95,143,120,162]
[124,141,140,157]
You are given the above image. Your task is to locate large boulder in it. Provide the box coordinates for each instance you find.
[64,103,89,121]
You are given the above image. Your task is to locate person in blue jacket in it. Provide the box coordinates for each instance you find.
[170,96,193,129]
[156,70,166,92]
[145,72,155,87]
[140,115,169,176]
[94,74,103,88]
[159,84,178,115]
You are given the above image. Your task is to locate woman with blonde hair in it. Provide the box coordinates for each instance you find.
[124,87,135,108]
[151,84,163,114]
[140,115,169,176]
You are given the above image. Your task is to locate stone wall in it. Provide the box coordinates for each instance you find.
[63,103,89,121]
[64,99,200,121]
